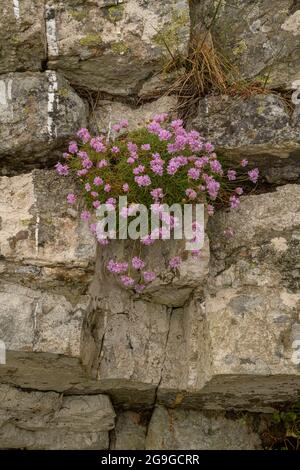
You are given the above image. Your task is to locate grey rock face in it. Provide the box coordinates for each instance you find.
[91,96,178,135]
[146,406,262,450]
[191,94,300,183]
[0,72,87,172]
[158,185,300,411]
[0,384,114,449]
[113,411,147,450]
[0,0,46,74]
[191,0,300,90]
[46,0,190,97]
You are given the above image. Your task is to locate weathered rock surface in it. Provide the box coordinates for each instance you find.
[91,96,177,135]
[81,263,171,407]
[113,411,147,450]
[46,0,190,97]
[146,406,262,450]
[0,72,87,173]
[0,384,114,449]
[191,94,300,183]
[158,185,300,411]
[191,0,300,90]
[0,0,46,74]
[0,170,98,393]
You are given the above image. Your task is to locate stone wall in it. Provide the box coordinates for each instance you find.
[0,0,299,450]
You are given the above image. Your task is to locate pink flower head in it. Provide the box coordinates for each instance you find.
[120,275,135,287]
[227,170,237,181]
[188,168,200,180]
[235,187,244,195]
[127,142,138,154]
[68,141,78,154]
[82,158,93,169]
[204,142,214,153]
[169,256,182,269]
[141,143,151,151]
[147,121,161,133]
[150,188,164,200]
[55,163,69,176]
[78,151,88,160]
[171,119,183,130]
[120,119,129,129]
[93,200,100,209]
[67,193,76,204]
[77,128,90,143]
[248,168,259,183]
[153,113,168,123]
[85,183,91,192]
[185,188,197,200]
[107,260,128,274]
[104,184,111,193]
[94,176,103,186]
[132,257,146,270]
[230,195,240,209]
[210,159,223,174]
[150,159,164,176]
[134,175,151,187]
[204,175,220,200]
[123,183,129,193]
[98,159,108,168]
[127,157,136,164]
[143,271,156,283]
[133,165,145,175]
[90,137,106,153]
[111,146,120,154]
[77,169,88,177]
[241,159,248,167]
[91,191,99,198]
[81,210,91,221]
[158,129,172,141]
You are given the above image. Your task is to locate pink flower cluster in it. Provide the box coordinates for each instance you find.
[55,118,260,295]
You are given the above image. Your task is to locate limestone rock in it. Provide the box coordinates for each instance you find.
[0,384,115,449]
[46,0,190,96]
[0,72,87,172]
[91,96,177,135]
[158,185,300,411]
[81,268,171,406]
[146,406,261,450]
[0,170,96,279]
[191,94,300,183]
[0,170,98,393]
[0,0,46,74]
[0,425,109,450]
[0,282,89,357]
[191,0,300,89]
[113,411,146,450]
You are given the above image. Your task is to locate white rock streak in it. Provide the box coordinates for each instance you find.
[12,0,20,20]
[45,5,59,56]
[46,70,58,139]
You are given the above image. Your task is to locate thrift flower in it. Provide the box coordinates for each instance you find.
[132,257,146,270]
[67,193,76,204]
[143,271,156,283]
[248,168,259,183]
